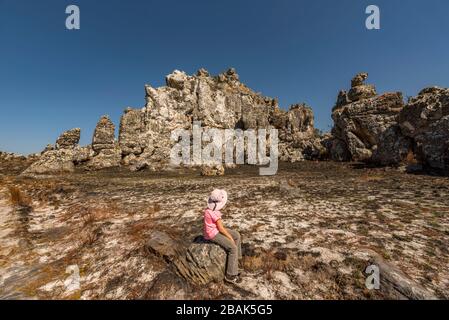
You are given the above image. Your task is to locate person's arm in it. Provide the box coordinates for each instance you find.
[217,219,236,246]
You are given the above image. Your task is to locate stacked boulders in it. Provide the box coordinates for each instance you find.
[22,128,90,175]
[330,73,410,164]
[87,115,121,170]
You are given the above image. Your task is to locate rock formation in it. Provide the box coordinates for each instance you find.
[399,87,449,171]
[121,68,320,169]
[331,73,410,164]
[87,116,121,170]
[145,231,226,286]
[22,128,89,175]
[55,128,81,149]
[19,69,449,175]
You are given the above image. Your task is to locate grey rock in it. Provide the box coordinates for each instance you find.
[55,128,80,149]
[399,87,449,171]
[92,115,115,152]
[331,74,406,163]
[119,108,146,156]
[22,149,75,175]
[146,232,227,286]
[87,145,121,170]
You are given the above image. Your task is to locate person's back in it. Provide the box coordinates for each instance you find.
[203,189,242,284]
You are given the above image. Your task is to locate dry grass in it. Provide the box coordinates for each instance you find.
[242,249,292,279]
[8,185,32,208]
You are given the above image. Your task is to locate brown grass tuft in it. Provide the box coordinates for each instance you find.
[8,186,32,208]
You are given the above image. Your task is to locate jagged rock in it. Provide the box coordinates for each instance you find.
[72,146,94,164]
[347,72,377,102]
[129,149,157,172]
[201,164,225,176]
[92,115,115,152]
[272,103,316,162]
[55,128,80,150]
[334,90,351,110]
[87,145,121,170]
[399,87,449,171]
[372,125,412,166]
[173,236,227,286]
[22,149,75,175]
[351,72,369,87]
[145,232,227,286]
[120,69,320,168]
[41,144,55,154]
[119,108,146,156]
[331,74,406,163]
[329,138,351,162]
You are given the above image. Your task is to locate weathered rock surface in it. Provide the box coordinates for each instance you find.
[92,115,116,152]
[55,128,80,150]
[173,236,227,286]
[331,73,408,163]
[399,87,449,171]
[87,146,121,170]
[120,68,320,168]
[22,128,85,175]
[119,108,146,156]
[22,149,76,175]
[146,231,226,286]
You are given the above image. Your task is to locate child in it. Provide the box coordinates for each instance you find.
[204,189,242,284]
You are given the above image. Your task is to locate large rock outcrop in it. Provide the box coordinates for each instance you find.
[399,87,449,171]
[120,68,320,168]
[331,73,410,164]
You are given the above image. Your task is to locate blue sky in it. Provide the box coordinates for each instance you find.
[1,0,448,154]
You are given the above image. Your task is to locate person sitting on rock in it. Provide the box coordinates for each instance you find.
[203,189,242,284]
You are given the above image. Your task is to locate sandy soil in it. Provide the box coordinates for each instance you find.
[0,160,448,300]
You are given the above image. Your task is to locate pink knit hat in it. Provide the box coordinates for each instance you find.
[207,189,228,211]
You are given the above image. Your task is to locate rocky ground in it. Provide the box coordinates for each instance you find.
[0,157,448,300]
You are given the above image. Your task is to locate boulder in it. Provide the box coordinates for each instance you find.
[331,73,406,163]
[92,115,116,152]
[55,128,81,150]
[399,87,449,171]
[145,232,227,286]
[347,72,377,102]
[22,149,75,175]
[173,236,227,286]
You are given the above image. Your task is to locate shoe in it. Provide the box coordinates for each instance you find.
[224,275,242,284]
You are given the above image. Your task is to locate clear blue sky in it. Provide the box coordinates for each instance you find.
[1,0,448,154]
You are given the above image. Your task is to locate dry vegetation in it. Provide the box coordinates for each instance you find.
[0,160,448,299]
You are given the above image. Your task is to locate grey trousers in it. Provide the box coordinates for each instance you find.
[211,229,242,277]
